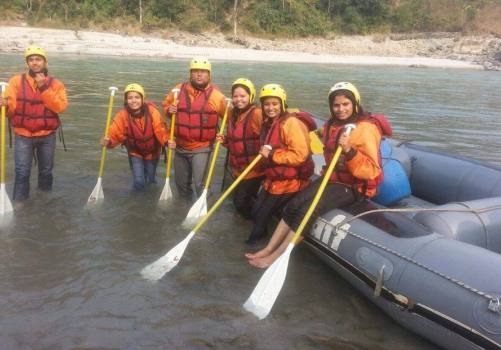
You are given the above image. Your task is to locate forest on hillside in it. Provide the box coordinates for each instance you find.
[1,0,499,37]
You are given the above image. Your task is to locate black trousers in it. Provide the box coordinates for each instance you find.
[247,189,296,243]
[282,178,357,232]
[233,176,264,219]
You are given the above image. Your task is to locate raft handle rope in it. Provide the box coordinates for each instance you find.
[318,208,501,311]
[342,205,501,225]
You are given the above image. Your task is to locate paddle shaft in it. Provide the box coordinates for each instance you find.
[165,90,179,179]
[290,126,354,244]
[97,89,117,178]
[202,100,231,189]
[192,154,262,233]
[0,83,7,184]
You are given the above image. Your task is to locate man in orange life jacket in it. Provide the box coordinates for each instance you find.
[0,46,68,205]
[101,84,170,190]
[162,58,227,200]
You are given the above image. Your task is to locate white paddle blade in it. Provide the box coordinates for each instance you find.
[158,180,173,201]
[87,177,104,203]
[141,231,195,281]
[244,243,295,320]
[184,189,208,221]
[0,184,13,214]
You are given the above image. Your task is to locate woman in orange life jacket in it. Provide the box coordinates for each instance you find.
[216,78,264,219]
[246,82,385,268]
[101,83,170,191]
[245,83,317,246]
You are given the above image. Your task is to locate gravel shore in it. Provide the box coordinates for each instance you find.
[1,25,500,70]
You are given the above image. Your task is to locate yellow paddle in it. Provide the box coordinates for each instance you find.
[184,98,232,223]
[87,86,118,203]
[142,154,263,281]
[0,82,13,214]
[244,124,355,319]
[159,88,180,202]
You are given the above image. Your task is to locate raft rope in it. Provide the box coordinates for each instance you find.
[317,206,501,310]
[343,205,501,225]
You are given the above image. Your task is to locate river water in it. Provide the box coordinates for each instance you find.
[0,53,500,349]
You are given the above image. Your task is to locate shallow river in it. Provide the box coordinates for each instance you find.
[0,54,500,349]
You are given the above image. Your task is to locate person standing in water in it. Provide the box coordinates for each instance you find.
[101,83,169,191]
[162,58,227,201]
[246,82,387,268]
[217,78,264,219]
[0,46,68,207]
[245,83,316,245]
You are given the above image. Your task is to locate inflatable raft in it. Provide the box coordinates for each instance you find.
[305,139,501,350]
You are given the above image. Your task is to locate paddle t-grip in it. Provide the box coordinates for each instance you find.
[0,82,8,94]
[109,86,118,96]
[344,123,356,135]
[172,88,180,99]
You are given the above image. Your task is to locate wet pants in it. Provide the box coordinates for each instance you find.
[13,133,56,201]
[247,189,295,243]
[129,155,158,191]
[174,147,210,200]
[233,176,264,219]
[282,179,357,232]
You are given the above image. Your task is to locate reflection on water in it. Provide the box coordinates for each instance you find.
[1,53,500,349]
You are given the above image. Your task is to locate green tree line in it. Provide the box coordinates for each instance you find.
[0,0,495,36]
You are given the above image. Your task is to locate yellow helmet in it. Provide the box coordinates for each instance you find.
[124,83,145,101]
[189,57,211,73]
[259,83,287,111]
[24,46,47,61]
[232,78,256,104]
[328,82,361,113]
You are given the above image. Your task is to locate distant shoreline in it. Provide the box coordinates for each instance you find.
[0,26,485,70]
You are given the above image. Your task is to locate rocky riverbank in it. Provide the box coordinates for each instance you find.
[1,25,500,70]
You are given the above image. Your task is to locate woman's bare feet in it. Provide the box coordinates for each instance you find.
[247,255,275,268]
[245,247,271,260]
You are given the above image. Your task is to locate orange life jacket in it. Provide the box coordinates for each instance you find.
[125,102,159,156]
[323,113,392,196]
[261,111,316,181]
[227,106,261,172]
[175,82,219,142]
[12,74,60,132]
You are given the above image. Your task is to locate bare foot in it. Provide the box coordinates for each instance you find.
[248,256,275,269]
[245,248,270,260]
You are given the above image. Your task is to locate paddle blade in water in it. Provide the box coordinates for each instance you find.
[87,177,104,203]
[141,231,195,281]
[184,189,208,223]
[243,243,294,320]
[158,180,173,201]
[0,184,13,214]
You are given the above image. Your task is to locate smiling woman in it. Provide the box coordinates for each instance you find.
[100,83,170,191]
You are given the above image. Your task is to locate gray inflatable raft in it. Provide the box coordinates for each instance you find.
[305,139,501,350]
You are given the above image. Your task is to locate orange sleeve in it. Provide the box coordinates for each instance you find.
[346,122,381,180]
[107,110,128,148]
[271,117,311,166]
[40,78,68,114]
[208,88,228,118]
[162,83,183,115]
[151,107,170,146]
[5,75,21,117]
